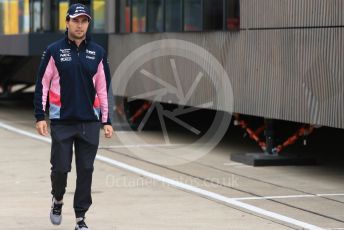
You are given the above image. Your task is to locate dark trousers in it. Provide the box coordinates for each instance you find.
[50,122,100,218]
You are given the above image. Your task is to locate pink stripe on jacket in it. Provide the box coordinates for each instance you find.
[93,59,109,123]
[41,57,59,111]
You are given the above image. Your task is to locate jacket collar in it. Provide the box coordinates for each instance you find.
[64,31,91,48]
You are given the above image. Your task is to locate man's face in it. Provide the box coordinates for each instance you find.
[66,15,90,40]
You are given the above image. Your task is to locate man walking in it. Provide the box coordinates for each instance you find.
[34,3,113,230]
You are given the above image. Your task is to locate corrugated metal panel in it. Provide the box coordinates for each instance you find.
[240,0,344,29]
[108,27,343,129]
[230,28,344,129]
[108,0,344,129]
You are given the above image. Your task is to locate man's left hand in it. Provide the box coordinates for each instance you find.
[104,125,113,138]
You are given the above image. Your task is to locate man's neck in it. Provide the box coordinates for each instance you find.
[68,34,85,47]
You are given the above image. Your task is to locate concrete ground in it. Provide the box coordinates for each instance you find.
[0,100,344,230]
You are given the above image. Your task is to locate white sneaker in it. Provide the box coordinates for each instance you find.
[50,197,63,225]
[75,217,90,230]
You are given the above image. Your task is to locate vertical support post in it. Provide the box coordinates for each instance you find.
[114,0,120,33]
[223,0,226,31]
[265,119,275,155]
[106,0,116,33]
[42,0,51,31]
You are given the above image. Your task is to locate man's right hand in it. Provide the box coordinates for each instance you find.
[36,120,48,136]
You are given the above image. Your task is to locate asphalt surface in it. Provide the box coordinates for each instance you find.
[0,99,343,230]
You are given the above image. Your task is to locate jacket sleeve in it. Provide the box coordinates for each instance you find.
[94,51,112,125]
[34,48,53,122]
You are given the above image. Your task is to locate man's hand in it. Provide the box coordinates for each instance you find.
[36,120,48,136]
[104,124,113,138]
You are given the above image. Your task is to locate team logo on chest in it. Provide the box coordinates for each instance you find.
[60,49,72,62]
[86,49,96,60]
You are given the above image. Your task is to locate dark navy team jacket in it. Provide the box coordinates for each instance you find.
[34,35,112,125]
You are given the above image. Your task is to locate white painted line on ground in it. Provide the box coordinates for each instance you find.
[317,194,344,197]
[109,130,136,133]
[233,194,344,201]
[234,194,315,200]
[0,121,325,230]
[0,122,51,143]
[223,162,244,166]
[95,156,325,230]
[0,123,178,149]
[223,162,251,168]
